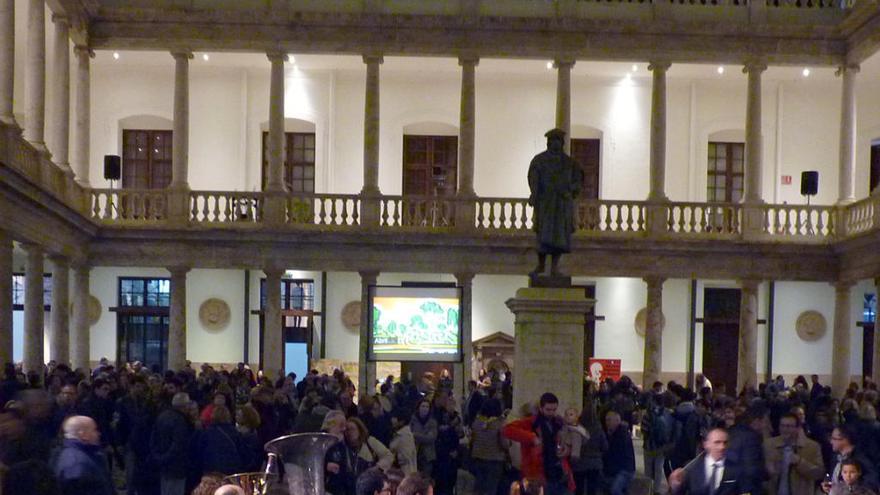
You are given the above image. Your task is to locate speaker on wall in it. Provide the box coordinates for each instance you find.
[801,171,818,196]
[104,155,121,181]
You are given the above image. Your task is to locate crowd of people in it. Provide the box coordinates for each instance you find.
[3,359,880,495]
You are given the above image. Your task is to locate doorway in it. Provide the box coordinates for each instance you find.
[702,288,741,396]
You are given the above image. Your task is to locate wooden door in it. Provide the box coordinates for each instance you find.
[570,138,600,200]
[702,288,741,396]
[864,323,875,382]
[871,144,880,193]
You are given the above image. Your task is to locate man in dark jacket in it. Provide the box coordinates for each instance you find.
[52,415,115,495]
[726,404,769,495]
[603,410,635,495]
[150,392,195,495]
[78,377,114,447]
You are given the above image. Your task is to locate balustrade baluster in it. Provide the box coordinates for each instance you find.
[391,200,400,227]
[489,202,498,229]
[613,205,623,232]
[340,198,349,225]
[223,195,233,222]
[328,198,337,225]
[816,210,825,236]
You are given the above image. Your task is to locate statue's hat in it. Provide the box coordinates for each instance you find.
[544,128,566,139]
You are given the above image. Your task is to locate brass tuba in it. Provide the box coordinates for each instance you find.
[262,432,340,495]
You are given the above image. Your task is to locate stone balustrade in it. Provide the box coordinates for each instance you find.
[91,188,167,222]
[191,190,262,223]
[667,202,742,236]
[761,203,835,238]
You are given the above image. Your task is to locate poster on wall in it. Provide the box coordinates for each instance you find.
[588,358,621,382]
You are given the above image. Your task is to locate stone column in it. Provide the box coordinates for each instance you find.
[49,255,69,364]
[51,15,72,174]
[831,282,853,396]
[263,267,283,379]
[837,64,858,203]
[737,279,760,392]
[648,62,670,202]
[554,59,574,153]
[643,276,665,388]
[873,278,880,386]
[458,56,478,197]
[167,266,189,371]
[73,46,92,187]
[358,271,378,395]
[170,52,192,190]
[266,52,287,192]
[70,262,90,371]
[455,272,475,398]
[0,231,12,365]
[0,0,14,125]
[361,55,383,226]
[507,288,593,414]
[24,0,47,151]
[743,61,767,204]
[23,243,44,375]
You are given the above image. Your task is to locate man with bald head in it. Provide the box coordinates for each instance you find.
[52,415,115,495]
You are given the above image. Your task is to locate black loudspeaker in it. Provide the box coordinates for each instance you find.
[801,171,818,196]
[104,155,121,181]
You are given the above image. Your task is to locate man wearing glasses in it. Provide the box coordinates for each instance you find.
[763,413,824,495]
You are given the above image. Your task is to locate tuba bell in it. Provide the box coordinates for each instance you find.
[262,432,340,495]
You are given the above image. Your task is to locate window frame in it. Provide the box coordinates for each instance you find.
[121,129,173,190]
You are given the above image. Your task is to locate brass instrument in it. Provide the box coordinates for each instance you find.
[222,472,267,495]
[263,432,340,495]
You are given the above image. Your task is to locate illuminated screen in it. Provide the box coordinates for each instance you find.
[369,286,462,362]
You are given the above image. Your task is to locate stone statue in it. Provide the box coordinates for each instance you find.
[528,128,583,277]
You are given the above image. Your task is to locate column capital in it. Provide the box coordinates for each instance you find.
[358,270,379,284]
[458,55,480,67]
[642,276,666,286]
[833,280,855,291]
[266,51,288,63]
[47,254,69,265]
[362,53,384,65]
[552,58,576,69]
[51,14,69,26]
[835,64,860,77]
[262,266,284,278]
[73,45,95,58]
[20,242,44,255]
[170,51,194,61]
[648,61,671,72]
[167,265,191,277]
[738,278,762,289]
[743,61,768,74]
[454,272,475,285]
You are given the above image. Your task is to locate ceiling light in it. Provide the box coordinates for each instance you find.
[631,64,638,72]
[112,52,120,60]
[202,53,210,61]
[717,66,725,75]
[802,68,811,77]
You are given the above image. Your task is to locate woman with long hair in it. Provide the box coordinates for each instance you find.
[410,398,439,477]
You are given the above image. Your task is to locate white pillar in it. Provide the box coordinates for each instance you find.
[49,255,69,364]
[831,282,853,396]
[51,15,72,174]
[170,52,192,190]
[23,244,44,375]
[167,266,189,371]
[71,262,90,371]
[263,268,283,379]
[837,64,858,203]
[358,271,378,394]
[648,62,671,202]
[458,56,478,197]
[24,0,47,151]
[643,276,665,388]
[73,46,92,187]
[744,62,767,204]
[554,59,574,154]
[737,279,760,392]
[266,52,287,192]
[0,231,12,365]
[362,55,383,196]
[0,0,14,125]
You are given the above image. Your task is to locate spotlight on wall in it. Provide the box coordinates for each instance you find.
[802,68,811,77]
[631,64,638,72]
[112,52,120,60]
[717,66,725,75]
[546,61,553,70]
[202,53,210,61]
[288,55,296,64]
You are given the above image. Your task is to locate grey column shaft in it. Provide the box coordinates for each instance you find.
[359,271,378,394]
[263,268,283,379]
[73,46,91,186]
[266,53,286,192]
[458,57,478,196]
[167,267,189,370]
[0,0,14,123]
[456,272,475,391]
[643,276,665,388]
[362,55,382,195]
[649,62,670,201]
[23,244,44,374]
[24,0,46,147]
[838,65,858,202]
[744,63,767,203]
[831,282,852,396]
[171,52,191,189]
[51,15,71,172]
[49,256,69,364]
[554,60,574,154]
[0,232,12,365]
[71,264,90,370]
[737,280,760,391]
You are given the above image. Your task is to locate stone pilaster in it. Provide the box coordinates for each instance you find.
[263,267,283,379]
[648,61,670,202]
[837,65,858,202]
[70,262,90,371]
[73,46,92,187]
[0,231,12,365]
[507,288,593,415]
[24,0,47,152]
[554,59,574,154]
[23,243,44,375]
[455,272,475,399]
[170,51,192,190]
[737,279,760,392]
[49,255,70,364]
[51,15,72,175]
[643,276,665,388]
[361,55,383,227]
[831,282,853,396]
[359,271,379,395]
[167,266,189,371]
[0,0,14,125]
[266,52,287,193]
[743,61,767,204]
[458,56,478,198]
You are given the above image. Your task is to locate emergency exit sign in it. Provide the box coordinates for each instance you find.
[781,175,792,185]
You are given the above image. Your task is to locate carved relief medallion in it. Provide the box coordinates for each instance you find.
[199,298,231,331]
[796,310,826,342]
[341,301,361,331]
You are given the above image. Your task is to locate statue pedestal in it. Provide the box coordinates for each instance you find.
[506,287,594,415]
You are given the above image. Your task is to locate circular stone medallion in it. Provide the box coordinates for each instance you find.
[199,298,231,331]
[341,301,361,331]
[69,295,102,326]
[634,307,666,337]
[796,310,826,342]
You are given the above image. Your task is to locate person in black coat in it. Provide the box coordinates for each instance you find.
[669,427,744,495]
[116,377,159,495]
[149,392,195,495]
[602,410,635,495]
[725,405,768,495]
[52,416,115,495]
[194,405,249,475]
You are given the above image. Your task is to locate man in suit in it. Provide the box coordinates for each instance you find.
[669,427,743,495]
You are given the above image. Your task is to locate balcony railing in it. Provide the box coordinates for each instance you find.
[91,189,168,223]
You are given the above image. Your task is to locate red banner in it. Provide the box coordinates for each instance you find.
[588,358,621,382]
